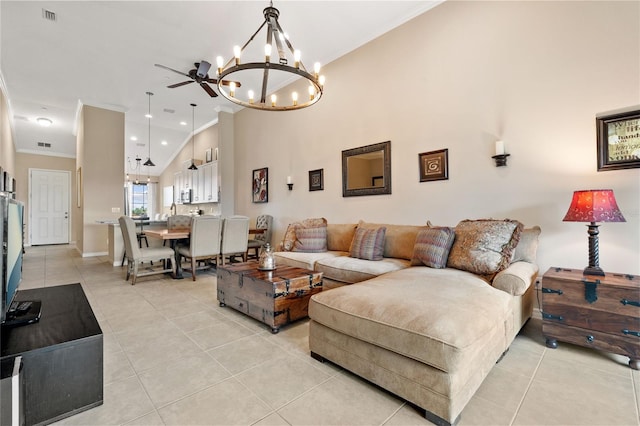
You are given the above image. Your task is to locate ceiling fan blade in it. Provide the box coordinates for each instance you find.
[200,83,218,97]
[211,79,242,88]
[196,61,212,78]
[167,80,194,88]
[154,63,190,78]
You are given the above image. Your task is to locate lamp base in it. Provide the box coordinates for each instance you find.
[583,265,605,276]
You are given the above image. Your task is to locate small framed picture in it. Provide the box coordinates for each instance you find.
[214,147,218,161]
[418,148,448,182]
[205,148,213,163]
[597,109,640,171]
[309,169,324,191]
[252,167,268,203]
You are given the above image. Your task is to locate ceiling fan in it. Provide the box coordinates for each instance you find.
[154,61,240,98]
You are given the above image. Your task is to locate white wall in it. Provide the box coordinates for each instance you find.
[231,1,640,275]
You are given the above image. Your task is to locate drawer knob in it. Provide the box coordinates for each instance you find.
[586,335,594,343]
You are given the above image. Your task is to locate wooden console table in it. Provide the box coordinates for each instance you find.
[1,283,103,425]
[541,267,640,369]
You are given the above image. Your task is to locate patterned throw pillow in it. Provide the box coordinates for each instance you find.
[293,226,328,252]
[349,227,386,261]
[412,227,456,268]
[447,219,523,278]
[512,226,541,263]
[282,218,327,251]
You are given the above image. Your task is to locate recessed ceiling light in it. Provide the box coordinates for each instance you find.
[130,136,138,141]
[145,114,152,119]
[180,121,187,126]
[161,140,168,146]
[36,117,52,127]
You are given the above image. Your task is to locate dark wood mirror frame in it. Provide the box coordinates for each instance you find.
[342,141,391,197]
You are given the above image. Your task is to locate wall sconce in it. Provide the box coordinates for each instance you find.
[287,176,293,190]
[491,140,510,167]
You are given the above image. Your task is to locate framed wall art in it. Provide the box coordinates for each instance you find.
[308,169,324,191]
[418,148,448,182]
[597,109,640,171]
[252,167,268,203]
[205,148,213,163]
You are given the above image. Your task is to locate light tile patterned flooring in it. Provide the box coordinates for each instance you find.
[17,245,640,425]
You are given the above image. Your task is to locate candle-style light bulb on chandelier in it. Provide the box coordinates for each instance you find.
[143,92,155,167]
[215,1,325,111]
[188,103,198,170]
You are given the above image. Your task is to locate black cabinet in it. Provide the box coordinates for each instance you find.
[1,284,103,425]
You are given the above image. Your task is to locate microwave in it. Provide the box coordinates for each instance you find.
[180,189,192,204]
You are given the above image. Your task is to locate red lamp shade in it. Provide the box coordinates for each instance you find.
[563,189,626,223]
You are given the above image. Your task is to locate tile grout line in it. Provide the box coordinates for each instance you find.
[508,347,546,426]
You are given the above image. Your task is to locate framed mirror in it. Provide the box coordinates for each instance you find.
[342,141,391,197]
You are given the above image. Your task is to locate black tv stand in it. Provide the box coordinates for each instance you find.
[1,284,103,425]
[3,300,42,327]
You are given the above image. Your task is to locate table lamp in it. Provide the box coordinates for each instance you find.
[563,189,626,276]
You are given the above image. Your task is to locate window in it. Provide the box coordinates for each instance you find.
[126,182,156,219]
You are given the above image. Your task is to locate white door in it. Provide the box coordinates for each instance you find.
[30,169,70,245]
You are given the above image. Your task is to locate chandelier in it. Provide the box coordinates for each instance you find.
[143,91,155,167]
[215,1,325,111]
[126,156,143,184]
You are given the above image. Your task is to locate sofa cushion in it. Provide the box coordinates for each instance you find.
[350,226,386,260]
[493,261,539,296]
[282,218,327,251]
[274,250,347,271]
[357,221,429,260]
[293,225,327,252]
[511,226,541,263]
[308,267,512,373]
[326,224,357,252]
[411,227,456,268]
[315,256,410,284]
[447,219,523,277]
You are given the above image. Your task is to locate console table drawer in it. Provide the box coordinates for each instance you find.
[543,322,640,360]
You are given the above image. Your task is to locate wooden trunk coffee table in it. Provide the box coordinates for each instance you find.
[217,261,323,333]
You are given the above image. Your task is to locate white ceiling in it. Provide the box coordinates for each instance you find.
[1,1,442,174]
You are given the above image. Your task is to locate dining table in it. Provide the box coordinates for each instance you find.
[144,228,190,279]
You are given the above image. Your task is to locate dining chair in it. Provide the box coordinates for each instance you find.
[119,216,175,285]
[220,215,250,264]
[176,216,222,281]
[247,214,273,259]
[164,214,192,246]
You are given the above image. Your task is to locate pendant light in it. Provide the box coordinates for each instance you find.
[143,91,155,167]
[188,103,198,170]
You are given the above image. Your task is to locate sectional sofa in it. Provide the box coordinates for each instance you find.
[274,219,540,425]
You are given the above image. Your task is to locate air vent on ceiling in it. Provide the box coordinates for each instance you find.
[42,9,57,22]
[13,115,28,121]
[163,108,175,114]
[37,142,52,148]
[136,143,146,147]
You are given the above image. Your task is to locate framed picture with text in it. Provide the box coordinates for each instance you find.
[418,148,448,182]
[597,109,640,171]
[252,167,268,203]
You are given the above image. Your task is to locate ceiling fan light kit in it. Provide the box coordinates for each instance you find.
[215,1,325,111]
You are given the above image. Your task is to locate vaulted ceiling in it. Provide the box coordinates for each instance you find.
[1,1,442,173]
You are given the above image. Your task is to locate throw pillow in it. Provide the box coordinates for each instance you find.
[512,226,541,263]
[281,217,327,251]
[411,227,456,268]
[293,225,328,252]
[447,219,524,277]
[349,226,386,261]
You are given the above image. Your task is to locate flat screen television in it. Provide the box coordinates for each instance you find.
[1,193,40,327]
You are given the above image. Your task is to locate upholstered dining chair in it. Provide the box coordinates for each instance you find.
[247,214,273,259]
[176,216,222,281]
[164,214,192,246]
[119,216,175,285]
[220,215,250,264]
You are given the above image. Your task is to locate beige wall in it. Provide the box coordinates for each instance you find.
[77,105,125,256]
[0,86,15,176]
[15,153,77,244]
[232,1,640,274]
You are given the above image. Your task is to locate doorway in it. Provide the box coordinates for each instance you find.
[30,169,70,245]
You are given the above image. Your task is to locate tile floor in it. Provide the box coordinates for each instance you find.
[17,244,640,425]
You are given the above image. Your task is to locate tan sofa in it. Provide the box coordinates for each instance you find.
[275,220,539,425]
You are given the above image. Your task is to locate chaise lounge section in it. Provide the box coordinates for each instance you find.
[276,218,540,425]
